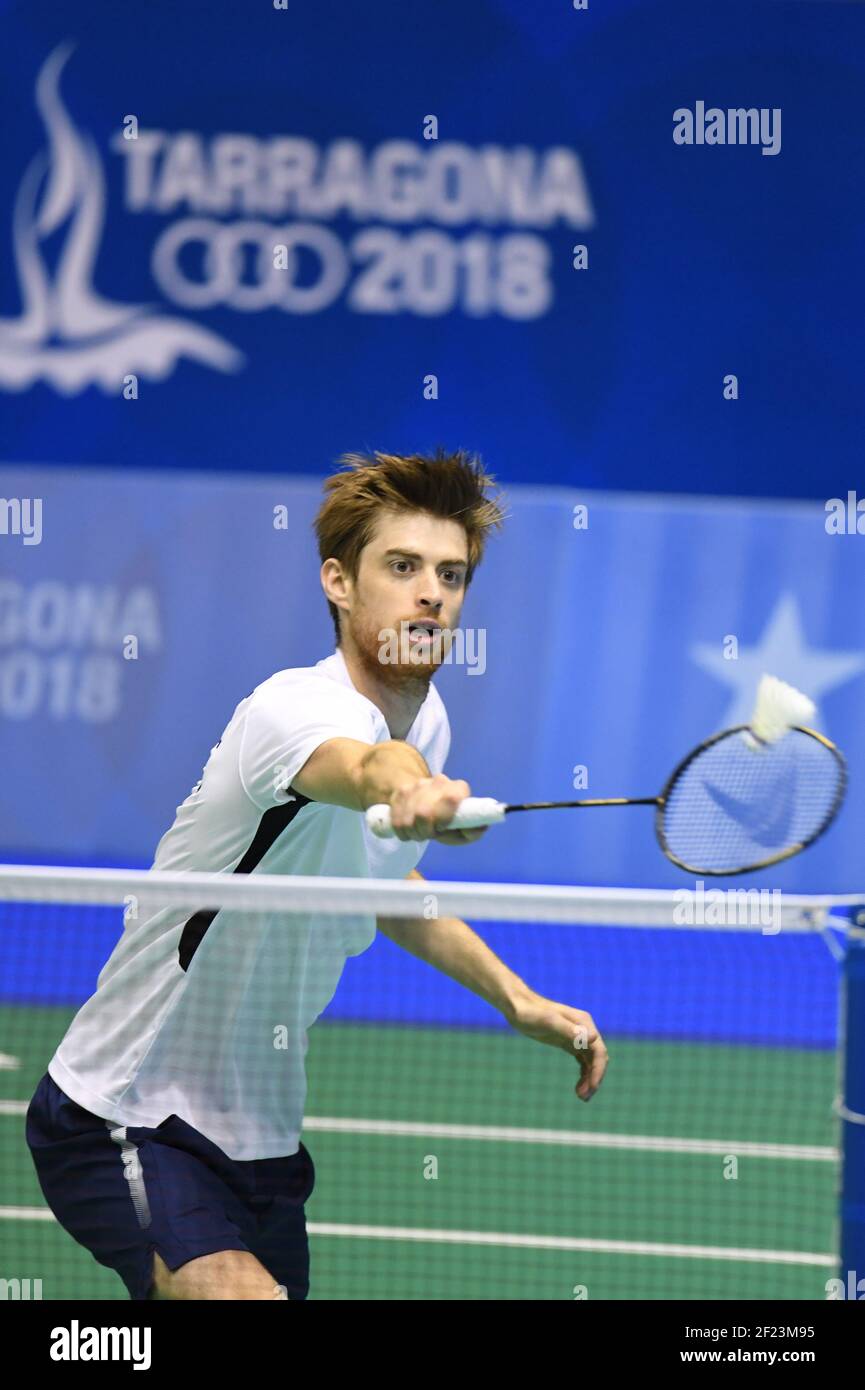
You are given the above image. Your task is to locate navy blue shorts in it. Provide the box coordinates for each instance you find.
[25,1071,315,1300]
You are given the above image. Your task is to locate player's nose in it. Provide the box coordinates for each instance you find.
[415,583,444,612]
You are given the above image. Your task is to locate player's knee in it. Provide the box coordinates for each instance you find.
[151,1248,280,1300]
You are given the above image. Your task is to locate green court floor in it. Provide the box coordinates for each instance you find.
[0,1008,839,1300]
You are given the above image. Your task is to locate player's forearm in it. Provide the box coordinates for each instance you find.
[377,911,532,1020]
[353,740,431,810]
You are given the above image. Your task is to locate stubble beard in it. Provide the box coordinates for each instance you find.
[347,608,442,696]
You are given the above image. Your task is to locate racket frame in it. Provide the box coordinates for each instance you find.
[655,724,847,876]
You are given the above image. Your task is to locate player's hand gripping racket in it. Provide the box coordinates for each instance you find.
[365,676,847,875]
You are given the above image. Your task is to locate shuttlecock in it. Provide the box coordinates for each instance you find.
[745,674,816,746]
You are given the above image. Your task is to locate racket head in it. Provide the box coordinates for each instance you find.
[656,725,847,876]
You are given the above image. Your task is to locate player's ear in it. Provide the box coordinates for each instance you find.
[321,558,350,610]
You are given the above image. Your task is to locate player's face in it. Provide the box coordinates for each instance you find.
[347,510,469,679]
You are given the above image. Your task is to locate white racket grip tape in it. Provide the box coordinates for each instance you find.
[365,797,508,838]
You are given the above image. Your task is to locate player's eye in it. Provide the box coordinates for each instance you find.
[391,559,411,574]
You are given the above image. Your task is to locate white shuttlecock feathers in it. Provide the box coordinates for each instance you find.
[748,674,816,745]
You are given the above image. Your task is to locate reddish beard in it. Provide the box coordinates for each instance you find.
[347,611,447,690]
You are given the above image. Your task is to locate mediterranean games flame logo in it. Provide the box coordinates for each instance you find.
[0,43,243,394]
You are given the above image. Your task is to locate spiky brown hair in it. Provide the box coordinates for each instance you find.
[314,448,507,644]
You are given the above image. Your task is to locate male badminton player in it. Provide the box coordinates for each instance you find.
[26,449,609,1302]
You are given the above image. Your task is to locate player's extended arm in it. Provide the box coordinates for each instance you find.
[375,870,608,1102]
[291,739,485,845]
[291,737,428,810]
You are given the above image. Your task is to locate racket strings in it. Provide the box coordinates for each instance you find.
[660,729,844,874]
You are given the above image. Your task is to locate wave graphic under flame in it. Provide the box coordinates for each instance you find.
[0,43,243,393]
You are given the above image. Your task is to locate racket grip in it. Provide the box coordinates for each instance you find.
[365,797,507,839]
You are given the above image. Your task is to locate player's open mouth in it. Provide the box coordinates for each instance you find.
[407,623,440,644]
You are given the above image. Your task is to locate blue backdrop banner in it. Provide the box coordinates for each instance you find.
[0,0,863,499]
[1,464,863,894]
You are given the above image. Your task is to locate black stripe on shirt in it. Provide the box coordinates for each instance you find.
[178,792,312,971]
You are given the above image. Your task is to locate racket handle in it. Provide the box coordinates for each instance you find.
[365,797,507,839]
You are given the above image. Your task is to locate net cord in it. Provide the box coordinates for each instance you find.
[0,863,858,932]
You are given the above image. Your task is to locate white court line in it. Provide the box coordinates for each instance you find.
[301,1115,837,1162]
[308,1223,835,1267]
[0,1206,48,1220]
[0,1207,833,1267]
[0,1101,838,1160]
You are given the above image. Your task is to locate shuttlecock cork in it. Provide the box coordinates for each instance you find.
[748,674,816,745]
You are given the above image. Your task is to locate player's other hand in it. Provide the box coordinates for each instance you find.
[505,992,609,1102]
[388,773,488,845]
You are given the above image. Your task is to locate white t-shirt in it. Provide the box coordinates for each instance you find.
[49,650,451,1159]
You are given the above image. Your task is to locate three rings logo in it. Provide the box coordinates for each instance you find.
[0,42,594,394]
